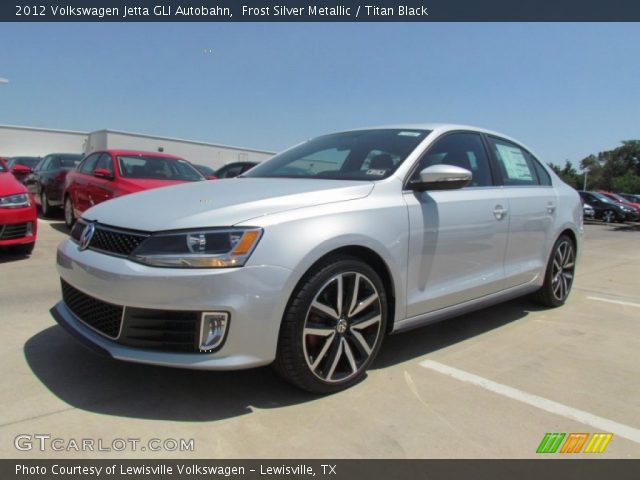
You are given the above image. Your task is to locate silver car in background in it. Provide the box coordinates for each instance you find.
[51,124,582,393]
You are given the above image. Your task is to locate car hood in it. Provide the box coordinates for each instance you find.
[0,172,27,195]
[83,177,374,231]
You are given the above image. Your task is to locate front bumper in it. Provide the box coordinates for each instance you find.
[53,238,293,370]
[0,204,37,246]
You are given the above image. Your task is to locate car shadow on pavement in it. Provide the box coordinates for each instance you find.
[45,220,70,235]
[0,248,31,263]
[373,298,545,369]
[24,326,314,422]
[24,298,543,422]
[610,223,640,232]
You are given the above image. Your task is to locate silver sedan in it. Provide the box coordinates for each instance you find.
[51,124,582,393]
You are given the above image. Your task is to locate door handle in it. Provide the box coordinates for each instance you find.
[493,205,508,220]
[546,203,556,214]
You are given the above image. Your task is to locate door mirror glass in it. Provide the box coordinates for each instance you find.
[410,164,472,192]
[93,168,113,180]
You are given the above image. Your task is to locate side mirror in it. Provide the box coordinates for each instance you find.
[410,164,472,192]
[12,164,31,174]
[93,168,113,180]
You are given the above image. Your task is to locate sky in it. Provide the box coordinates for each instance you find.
[1,22,639,165]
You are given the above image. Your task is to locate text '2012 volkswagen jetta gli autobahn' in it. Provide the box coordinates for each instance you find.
[51,125,582,393]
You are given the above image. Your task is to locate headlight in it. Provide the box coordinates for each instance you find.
[0,193,31,209]
[130,227,263,268]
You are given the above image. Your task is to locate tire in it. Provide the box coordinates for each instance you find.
[601,209,615,223]
[274,255,388,393]
[64,196,75,229]
[41,191,53,218]
[534,235,576,308]
[9,242,35,255]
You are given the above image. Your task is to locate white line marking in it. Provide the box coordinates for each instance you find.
[586,296,640,308]
[419,359,640,444]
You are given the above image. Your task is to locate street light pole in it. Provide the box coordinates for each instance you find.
[583,167,590,191]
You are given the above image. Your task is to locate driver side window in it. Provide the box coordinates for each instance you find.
[410,132,493,187]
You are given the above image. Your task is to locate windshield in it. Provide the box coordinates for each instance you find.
[606,192,626,203]
[592,192,614,204]
[244,129,430,181]
[59,154,82,167]
[117,155,204,181]
[0,161,6,173]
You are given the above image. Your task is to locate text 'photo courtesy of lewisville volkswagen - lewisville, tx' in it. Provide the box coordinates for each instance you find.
[1,2,640,479]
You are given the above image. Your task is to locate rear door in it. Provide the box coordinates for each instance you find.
[403,131,509,316]
[486,136,557,288]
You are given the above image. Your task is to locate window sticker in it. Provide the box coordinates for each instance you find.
[366,169,387,176]
[495,144,532,180]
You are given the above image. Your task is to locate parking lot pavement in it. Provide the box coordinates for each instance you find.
[1,216,639,458]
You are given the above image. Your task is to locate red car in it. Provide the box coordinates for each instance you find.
[63,150,206,227]
[0,159,37,254]
[598,191,640,214]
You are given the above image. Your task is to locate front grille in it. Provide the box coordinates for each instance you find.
[61,279,123,339]
[0,223,29,240]
[90,227,147,256]
[72,221,148,256]
[119,308,200,352]
[60,279,205,353]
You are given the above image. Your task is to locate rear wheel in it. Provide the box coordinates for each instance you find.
[40,191,53,218]
[534,235,575,308]
[274,256,387,393]
[64,196,75,229]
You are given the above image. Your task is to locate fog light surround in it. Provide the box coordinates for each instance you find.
[199,312,229,352]
[26,222,33,236]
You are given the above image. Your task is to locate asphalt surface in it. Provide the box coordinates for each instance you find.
[1,214,639,458]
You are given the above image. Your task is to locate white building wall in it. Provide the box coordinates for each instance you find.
[1,125,274,170]
[87,130,273,169]
[0,125,87,157]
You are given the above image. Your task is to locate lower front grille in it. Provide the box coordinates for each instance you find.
[61,280,123,339]
[60,279,204,352]
[119,308,200,352]
[0,223,29,240]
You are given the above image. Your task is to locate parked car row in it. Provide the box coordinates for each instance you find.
[578,190,640,223]
[1,149,260,256]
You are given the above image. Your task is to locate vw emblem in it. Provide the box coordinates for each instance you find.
[79,223,96,251]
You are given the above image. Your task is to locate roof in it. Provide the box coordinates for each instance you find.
[90,149,185,159]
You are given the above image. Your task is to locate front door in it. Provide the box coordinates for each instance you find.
[403,132,509,317]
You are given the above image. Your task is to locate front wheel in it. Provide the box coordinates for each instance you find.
[534,235,576,308]
[601,209,615,223]
[274,256,388,393]
[41,191,53,218]
[64,196,75,229]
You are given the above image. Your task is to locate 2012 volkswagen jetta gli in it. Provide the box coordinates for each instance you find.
[51,124,582,393]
